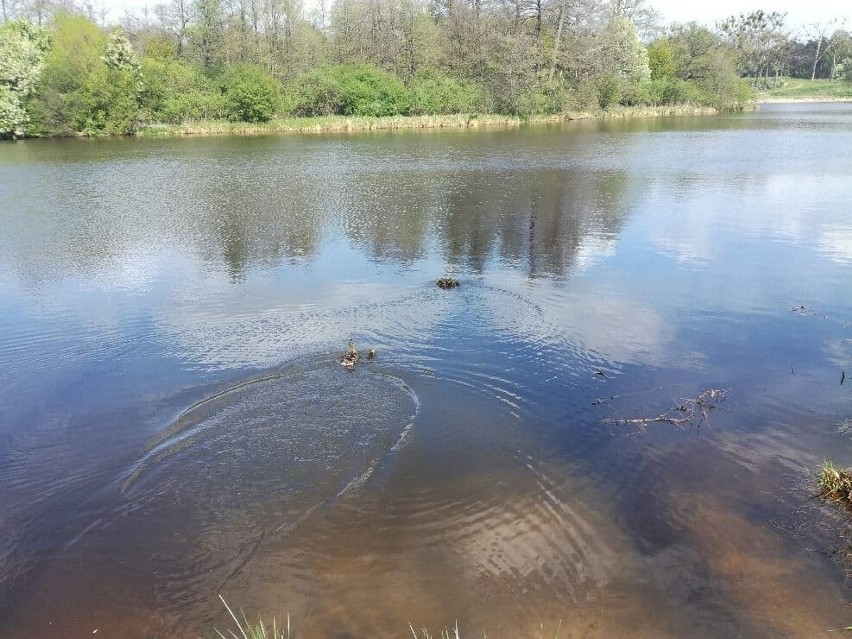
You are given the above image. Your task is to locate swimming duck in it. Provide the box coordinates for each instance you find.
[436,277,460,289]
[340,339,360,367]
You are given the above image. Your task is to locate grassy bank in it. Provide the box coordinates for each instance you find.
[756,78,852,102]
[137,105,719,138]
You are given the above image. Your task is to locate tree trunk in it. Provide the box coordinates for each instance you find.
[548,0,565,82]
[811,34,822,81]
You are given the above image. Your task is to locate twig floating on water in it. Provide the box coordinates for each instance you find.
[602,389,728,430]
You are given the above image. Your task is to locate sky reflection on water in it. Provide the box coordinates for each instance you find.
[1,103,852,637]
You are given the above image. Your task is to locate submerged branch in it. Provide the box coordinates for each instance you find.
[602,389,728,430]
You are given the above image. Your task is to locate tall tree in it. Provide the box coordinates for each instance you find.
[803,20,848,80]
[191,0,223,66]
[26,11,107,134]
[0,19,48,137]
[717,10,789,87]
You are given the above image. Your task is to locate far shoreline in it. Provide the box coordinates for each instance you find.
[134,105,721,139]
[757,97,852,104]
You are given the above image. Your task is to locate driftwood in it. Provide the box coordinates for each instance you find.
[602,388,727,429]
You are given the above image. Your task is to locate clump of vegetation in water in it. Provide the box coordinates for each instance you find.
[817,460,852,507]
[215,596,290,639]
[436,277,460,289]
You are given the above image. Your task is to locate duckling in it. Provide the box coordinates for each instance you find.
[366,348,376,360]
[340,339,360,367]
[436,277,460,289]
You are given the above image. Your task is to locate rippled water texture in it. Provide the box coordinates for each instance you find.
[2,103,852,637]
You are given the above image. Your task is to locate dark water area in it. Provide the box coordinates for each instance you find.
[1,103,851,637]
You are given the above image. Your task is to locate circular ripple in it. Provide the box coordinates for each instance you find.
[116,360,418,599]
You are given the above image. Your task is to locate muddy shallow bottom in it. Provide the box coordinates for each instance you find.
[5,357,849,638]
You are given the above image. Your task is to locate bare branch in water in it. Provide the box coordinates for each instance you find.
[602,389,728,430]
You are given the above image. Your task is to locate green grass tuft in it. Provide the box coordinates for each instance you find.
[215,595,290,639]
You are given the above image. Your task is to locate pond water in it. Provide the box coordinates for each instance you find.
[1,103,852,637]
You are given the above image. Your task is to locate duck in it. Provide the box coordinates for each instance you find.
[436,277,460,289]
[340,339,360,367]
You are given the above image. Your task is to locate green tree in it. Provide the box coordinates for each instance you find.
[77,64,143,134]
[717,11,789,87]
[647,38,675,80]
[656,23,752,109]
[189,0,224,67]
[594,16,651,107]
[77,29,144,134]
[26,12,107,135]
[695,48,753,110]
[668,23,720,81]
[0,20,48,137]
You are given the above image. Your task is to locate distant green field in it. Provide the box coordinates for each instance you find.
[756,78,852,100]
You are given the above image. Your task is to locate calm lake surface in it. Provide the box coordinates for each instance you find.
[2,103,852,637]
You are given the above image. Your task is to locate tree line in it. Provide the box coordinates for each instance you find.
[1,0,850,138]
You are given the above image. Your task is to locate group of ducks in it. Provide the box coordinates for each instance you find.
[340,339,376,368]
[340,277,459,368]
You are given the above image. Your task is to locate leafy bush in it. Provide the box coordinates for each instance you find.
[596,76,622,108]
[506,80,566,116]
[287,65,410,117]
[77,64,142,134]
[141,58,227,122]
[408,70,482,114]
[648,77,705,104]
[0,86,30,137]
[620,81,653,106]
[564,79,600,110]
[162,90,228,122]
[287,68,343,116]
[333,65,410,117]
[220,65,279,122]
[532,85,566,114]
